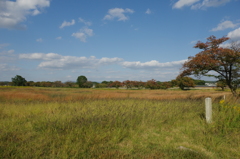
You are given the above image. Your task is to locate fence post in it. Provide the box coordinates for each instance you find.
[205,98,212,123]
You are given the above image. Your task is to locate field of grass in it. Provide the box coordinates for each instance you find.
[0,87,239,158]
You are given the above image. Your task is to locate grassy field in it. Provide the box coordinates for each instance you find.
[0,87,240,158]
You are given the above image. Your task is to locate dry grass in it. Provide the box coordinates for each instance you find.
[0,86,231,102]
[0,87,239,159]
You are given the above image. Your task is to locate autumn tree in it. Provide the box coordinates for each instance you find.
[122,80,134,89]
[180,36,240,96]
[145,79,159,89]
[109,81,122,89]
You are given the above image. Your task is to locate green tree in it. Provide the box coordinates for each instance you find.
[76,75,87,88]
[217,80,227,91]
[176,76,195,90]
[193,79,205,85]
[180,36,240,96]
[11,75,27,86]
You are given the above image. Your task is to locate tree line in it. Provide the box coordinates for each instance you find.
[2,74,207,90]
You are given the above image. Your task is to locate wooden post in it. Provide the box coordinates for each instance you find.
[205,98,212,123]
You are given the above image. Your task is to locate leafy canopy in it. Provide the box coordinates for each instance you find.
[76,75,88,88]
[180,35,240,96]
[12,75,27,86]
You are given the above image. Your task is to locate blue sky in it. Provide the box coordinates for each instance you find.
[0,0,240,82]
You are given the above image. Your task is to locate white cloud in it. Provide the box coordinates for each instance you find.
[121,59,187,69]
[19,53,62,60]
[173,0,200,9]
[0,0,50,29]
[145,8,152,14]
[59,19,75,29]
[227,27,240,40]
[72,32,86,42]
[103,8,134,21]
[72,27,94,42]
[56,36,62,40]
[173,0,231,9]
[36,38,43,42]
[191,0,231,9]
[211,20,238,31]
[19,53,123,69]
[79,18,92,26]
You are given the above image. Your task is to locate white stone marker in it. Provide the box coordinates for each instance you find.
[205,98,212,123]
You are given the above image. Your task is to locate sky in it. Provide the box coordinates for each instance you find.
[0,0,240,82]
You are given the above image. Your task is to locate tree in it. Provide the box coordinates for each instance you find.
[122,80,134,89]
[176,76,195,90]
[180,36,240,96]
[11,75,27,86]
[82,81,93,88]
[64,81,76,87]
[193,79,205,85]
[132,81,145,89]
[159,81,172,89]
[52,81,64,87]
[76,75,87,88]
[145,79,159,89]
[109,81,122,89]
[217,80,227,91]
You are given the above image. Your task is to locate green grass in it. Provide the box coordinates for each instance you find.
[0,88,239,158]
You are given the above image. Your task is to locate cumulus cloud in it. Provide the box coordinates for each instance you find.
[79,18,92,26]
[173,0,200,9]
[103,8,134,21]
[19,53,123,69]
[72,27,94,42]
[227,27,240,40]
[145,8,152,14]
[0,0,50,29]
[59,19,75,29]
[19,53,62,60]
[173,0,231,9]
[211,20,238,31]
[121,59,187,69]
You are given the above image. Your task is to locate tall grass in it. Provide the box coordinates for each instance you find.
[0,87,239,158]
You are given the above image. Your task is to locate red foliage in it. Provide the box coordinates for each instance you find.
[180,35,240,96]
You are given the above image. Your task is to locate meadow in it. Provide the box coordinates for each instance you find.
[0,87,240,158]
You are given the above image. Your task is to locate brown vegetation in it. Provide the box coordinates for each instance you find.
[0,87,230,103]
